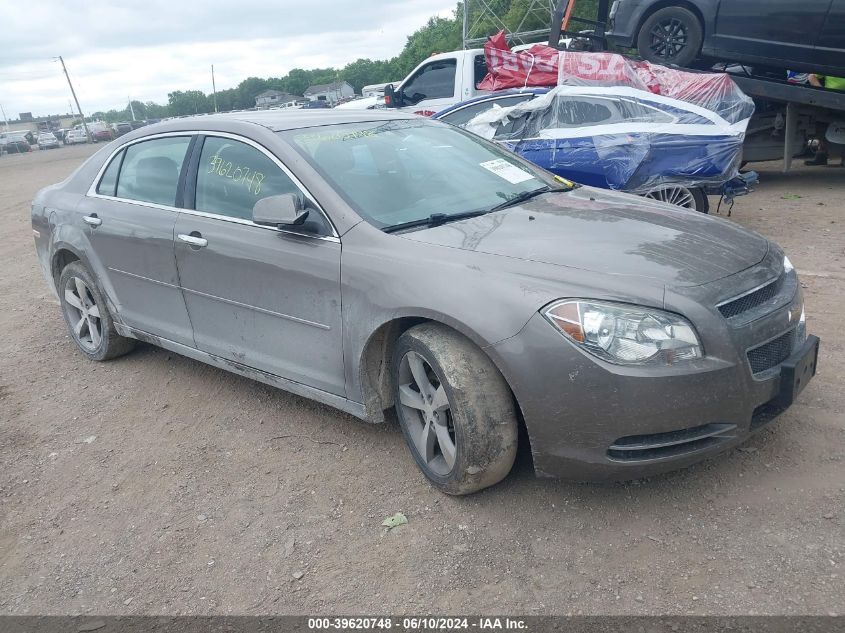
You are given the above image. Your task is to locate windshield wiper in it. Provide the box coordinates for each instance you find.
[381,182,574,234]
[382,210,491,234]
[486,186,554,213]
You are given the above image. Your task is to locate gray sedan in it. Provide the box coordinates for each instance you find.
[37,132,61,150]
[32,110,819,494]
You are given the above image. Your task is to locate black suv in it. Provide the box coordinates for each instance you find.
[606,0,845,75]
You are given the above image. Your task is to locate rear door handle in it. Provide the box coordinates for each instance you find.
[83,214,102,227]
[177,233,208,248]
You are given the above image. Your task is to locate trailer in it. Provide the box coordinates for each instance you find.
[535,0,845,171]
[725,70,845,170]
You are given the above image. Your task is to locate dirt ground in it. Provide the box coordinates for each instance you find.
[0,143,842,616]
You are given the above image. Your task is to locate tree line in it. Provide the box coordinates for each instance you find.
[91,0,597,122]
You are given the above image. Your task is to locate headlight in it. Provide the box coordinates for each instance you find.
[796,304,806,343]
[783,255,794,274]
[543,300,703,365]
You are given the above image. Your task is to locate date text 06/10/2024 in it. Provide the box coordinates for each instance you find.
[307,617,528,630]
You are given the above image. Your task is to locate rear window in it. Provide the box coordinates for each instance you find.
[440,94,537,128]
[96,150,124,196]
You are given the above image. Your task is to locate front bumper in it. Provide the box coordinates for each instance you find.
[490,308,819,482]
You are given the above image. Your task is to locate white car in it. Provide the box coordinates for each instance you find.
[65,129,89,145]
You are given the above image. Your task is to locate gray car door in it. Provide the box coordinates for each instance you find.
[713,0,826,66]
[817,0,845,72]
[173,133,345,396]
[85,134,195,345]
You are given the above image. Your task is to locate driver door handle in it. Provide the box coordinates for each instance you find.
[177,233,208,248]
[82,214,102,227]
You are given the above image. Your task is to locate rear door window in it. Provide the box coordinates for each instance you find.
[116,136,192,207]
[473,54,489,88]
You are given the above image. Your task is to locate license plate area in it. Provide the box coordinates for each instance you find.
[778,335,820,408]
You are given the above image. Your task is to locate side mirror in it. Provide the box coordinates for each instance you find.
[253,193,309,227]
[384,84,400,108]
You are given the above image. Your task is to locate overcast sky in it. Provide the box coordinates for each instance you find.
[1,1,455,119]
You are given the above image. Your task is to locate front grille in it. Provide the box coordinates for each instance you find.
[747,329,795,374]
[718,274,784,319]
[607,423,736,461]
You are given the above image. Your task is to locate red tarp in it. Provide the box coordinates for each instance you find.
[478,31,744,119]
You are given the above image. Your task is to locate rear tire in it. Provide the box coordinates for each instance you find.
[58,261,136,361]
[643,185,709,213]
[393,324,518,495]
[637,7,703,67]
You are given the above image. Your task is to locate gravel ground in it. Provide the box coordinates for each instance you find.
[0,143,843,616]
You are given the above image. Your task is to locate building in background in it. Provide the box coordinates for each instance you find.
[303,81,355,105]
[254,90,299,109]
[5,113,78,134]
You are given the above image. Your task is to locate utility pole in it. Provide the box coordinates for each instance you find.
[0,103,9,132]
[462,0,469,49]
[211,65,218,112]
[57,56,91,142]
[128,97,136,121]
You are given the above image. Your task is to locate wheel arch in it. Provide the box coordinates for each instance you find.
[50,244,85,290]
[357,314,527,428]
[49,242,119,319]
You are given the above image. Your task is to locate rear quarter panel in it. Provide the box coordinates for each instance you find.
[31,144,117,299]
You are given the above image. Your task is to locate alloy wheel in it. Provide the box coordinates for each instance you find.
[648,18,689,60]
[397,351,456,476]
[644,185,698,209]
[63,276,103,352]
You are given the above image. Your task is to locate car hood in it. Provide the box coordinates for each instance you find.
[399,187,768,287]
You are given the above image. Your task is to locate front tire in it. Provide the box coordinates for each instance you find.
[637,7,703,67]
[58,261,135,361]
[393,324,518,495]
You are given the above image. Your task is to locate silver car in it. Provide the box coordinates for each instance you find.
[37,132,60,150]
[32,110,819,494]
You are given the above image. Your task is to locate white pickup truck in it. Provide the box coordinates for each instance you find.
[342,48,505,115]
[340,43,558,114]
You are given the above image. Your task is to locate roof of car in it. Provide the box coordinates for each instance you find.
[433,88,549,118]
[156,109,420,132]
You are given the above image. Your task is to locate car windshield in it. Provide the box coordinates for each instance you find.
[282,119,562,230]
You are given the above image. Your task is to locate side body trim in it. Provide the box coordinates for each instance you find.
[114,323,368,421]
